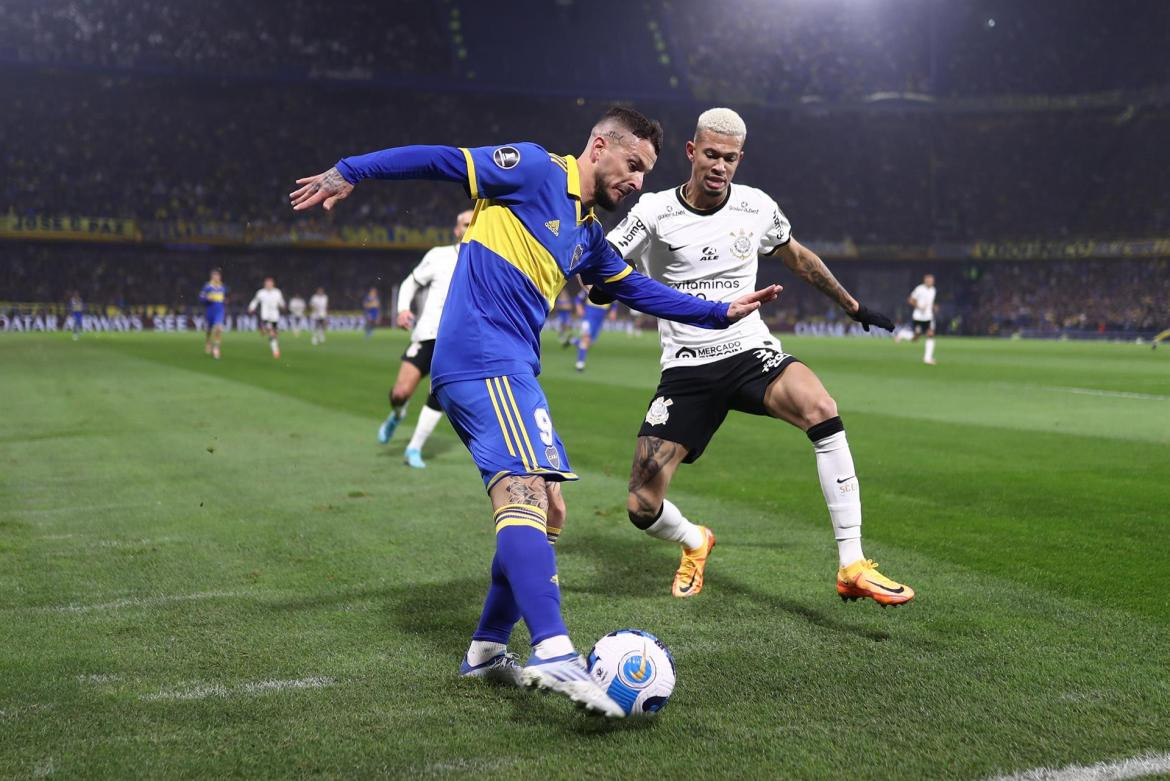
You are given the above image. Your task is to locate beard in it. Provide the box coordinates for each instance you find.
[593,171,619,212]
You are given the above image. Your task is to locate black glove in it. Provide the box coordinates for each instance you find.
[849,303,894,332]
[587,285,616,306]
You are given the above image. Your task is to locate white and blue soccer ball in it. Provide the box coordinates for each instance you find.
[586,629,676,715]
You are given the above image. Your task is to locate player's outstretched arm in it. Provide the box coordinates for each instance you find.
[772,238,893,332]
[593,266,779,329]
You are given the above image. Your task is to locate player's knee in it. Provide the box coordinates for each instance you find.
[547,491,566,526]
[391,383,411,406]
[627,492,661,530]
[805,394,838,429]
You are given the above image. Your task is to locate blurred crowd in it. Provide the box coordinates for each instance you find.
[4,0,1167,101]
[3,70,1168,244]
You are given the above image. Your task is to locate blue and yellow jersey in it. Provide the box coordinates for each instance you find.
[68,296,84,314]
[555,290,573,312]
[199,283,227,310]
[429,143,634,385]
[363,292,380,312]
[336,141,732,388]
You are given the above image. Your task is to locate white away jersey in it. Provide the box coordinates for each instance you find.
[607,184,791,369]
[309,293,328,318]
[289,296,306,316]
[910,284,937,321]
[399,244,459,343]
[249,288,285,322]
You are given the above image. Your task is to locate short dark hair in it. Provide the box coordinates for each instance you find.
[599,105,663,155]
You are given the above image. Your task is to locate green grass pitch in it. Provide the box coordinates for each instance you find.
[2,329,1168,779]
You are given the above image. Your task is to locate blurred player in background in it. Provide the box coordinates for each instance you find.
[248,276,286,359]
[908,274,939,364]
[553,290,575,346]
[288,293,306,337]
[572,286,611,372]
[310,287,328,345]
[378,208,473,468]
[199,268,227,359]
[1153,328,1170,350]
[604,107,913,606]
[363,287,381,338]
[291,106,780,716]
[68,291,84,340]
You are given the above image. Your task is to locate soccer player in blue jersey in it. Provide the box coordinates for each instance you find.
[290,107,779,717]
[573,287,612,372]
[553,290,575,346]
[199,268,228,359]
[363,287,381,338]
[68,291,84,340]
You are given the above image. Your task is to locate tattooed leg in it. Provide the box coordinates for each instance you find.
[626,436,686,529]
[545,480,566,544]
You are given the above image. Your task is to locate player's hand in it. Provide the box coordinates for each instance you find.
[396,310,415,330]
[848,302,894,332]
[289,167,354,211]
[726,284,782,323]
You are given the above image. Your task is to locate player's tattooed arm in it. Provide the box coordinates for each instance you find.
[774,238,859,313]
[627,437,681,525]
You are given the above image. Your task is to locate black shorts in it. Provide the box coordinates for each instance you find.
[262,320,279,333]
[401,339,436,376]
[912,318,935,335]
[637,347,800,463]
[312,317,327,328]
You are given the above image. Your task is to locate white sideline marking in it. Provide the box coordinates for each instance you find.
[33,590,247,614]
[1050,386,1168,402]
[988,751,1170,781]
[143,676,336,702]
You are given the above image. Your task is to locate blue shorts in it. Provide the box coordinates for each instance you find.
[205,308,225,328]
[436,374,576,491]
[556,309,571,327]
[365,308,380,321]
[582,306,607,339]
[71,312,83,326]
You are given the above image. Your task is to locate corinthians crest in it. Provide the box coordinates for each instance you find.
[730,228,755,260]
[645,396,673,426]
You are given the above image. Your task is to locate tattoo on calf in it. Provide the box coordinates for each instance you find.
[627,437,678,525]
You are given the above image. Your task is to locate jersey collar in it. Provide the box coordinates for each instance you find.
[676,184,730,216]
[564,155,598,225]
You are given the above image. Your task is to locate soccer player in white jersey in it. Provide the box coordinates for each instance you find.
[309,287,328,345]
[377,209,473,467]
[247,276,286,359]
[908,274,939,364]
[288,294,306,337]
[604,108,915,606]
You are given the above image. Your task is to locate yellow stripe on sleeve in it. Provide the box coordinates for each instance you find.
[484,379,517,458]
[604,265,633,284]
[460,147,479,200]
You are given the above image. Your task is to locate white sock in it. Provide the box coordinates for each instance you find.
[924,338,936,361]
[408,406,443,452]
[812,429,865,567]
[533,634,574,659]
[645,499,705,550]
[269,338,278,355]
[466,640,506,665]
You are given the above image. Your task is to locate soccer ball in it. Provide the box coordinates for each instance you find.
[586,629,676,716]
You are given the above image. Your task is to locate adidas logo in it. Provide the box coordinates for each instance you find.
[545,219,560,237]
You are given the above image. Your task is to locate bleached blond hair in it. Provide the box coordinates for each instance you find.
[695,107,746,141]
